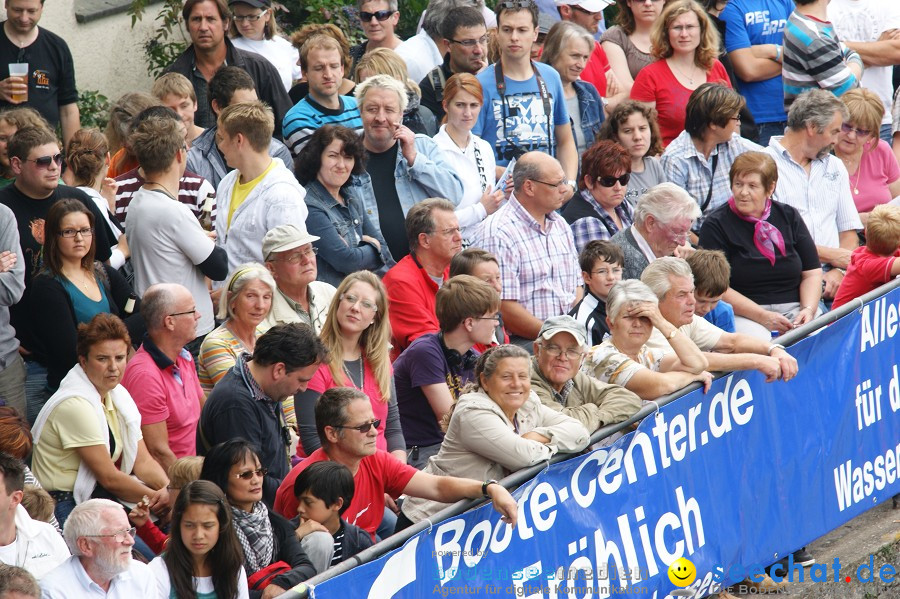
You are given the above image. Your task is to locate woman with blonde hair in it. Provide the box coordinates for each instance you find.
[630,0,731,146]
[835,88,900,224]
[355,48,437,135]
[294,270,405,460]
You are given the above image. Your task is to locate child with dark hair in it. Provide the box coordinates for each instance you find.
[686,249,736,333]
[569,240,624,346]
[291,461,373,573]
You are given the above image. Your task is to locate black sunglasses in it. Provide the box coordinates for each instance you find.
[26,153,63,169]
[233,467,268,480]
[597,174,630,187]
[360,9,395,21]
[497,0,535,8]
[332,419,381,433]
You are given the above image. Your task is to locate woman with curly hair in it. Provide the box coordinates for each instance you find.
[630,0,731,146]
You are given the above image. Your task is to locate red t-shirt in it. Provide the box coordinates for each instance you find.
[832,247,900,309]
[274,449,417,536]
[630,59,731,146]
[579,41,610,97]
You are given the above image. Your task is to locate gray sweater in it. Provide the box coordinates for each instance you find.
[0,203,24,368]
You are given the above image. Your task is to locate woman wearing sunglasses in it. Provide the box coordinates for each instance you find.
[562,139,634,253]
[398,345,588,529]
[28,200,140,399]
[200,439,315,597]
[149,480,249,599]
[228,0,300,92]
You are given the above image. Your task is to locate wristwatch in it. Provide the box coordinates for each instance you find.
[768,343,786,355]
[567,179,577,191]
[482,479,499,498]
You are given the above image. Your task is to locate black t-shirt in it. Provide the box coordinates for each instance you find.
[0,184,113,352]
[0,25,78,127]
[367,144,409,260]
[698,201,820,305]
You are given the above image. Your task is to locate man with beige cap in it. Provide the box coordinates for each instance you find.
[262,224,336,333]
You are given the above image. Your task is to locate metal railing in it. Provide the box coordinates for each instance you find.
[277,276,900,598]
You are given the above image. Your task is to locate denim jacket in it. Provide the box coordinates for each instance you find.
[346,135,464,229]
[572,80,605,148]
[304,179,394,286]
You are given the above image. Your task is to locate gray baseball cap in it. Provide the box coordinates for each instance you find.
[262,224,319,261]
[537,315,587,347]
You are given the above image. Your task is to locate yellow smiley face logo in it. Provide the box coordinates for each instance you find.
[668,557,696,587]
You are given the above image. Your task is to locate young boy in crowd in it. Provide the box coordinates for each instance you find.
[292,461,374,573]
[569,241,624,346]
[832,204,900,310]
[20,485,54,524]
[686,249,736,333]
[152,73,205,146]
[449,248,509,351]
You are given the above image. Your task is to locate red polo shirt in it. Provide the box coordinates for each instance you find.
[383,254,449,360]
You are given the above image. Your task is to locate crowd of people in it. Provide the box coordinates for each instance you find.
[0,0,898,596]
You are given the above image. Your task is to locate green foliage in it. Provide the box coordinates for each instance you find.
[129,0,189,78]
[77,90,111,131]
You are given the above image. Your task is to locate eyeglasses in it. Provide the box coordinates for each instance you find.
[597,174,630,187]
[841,123,871,137]
[497,0,535,8]
[473,314,501,323]
[662,225,690,244]
[58,227,94,238]
[730,115,741,123]
[541,344,585,361]
[25,153,62,169]
[332,419,381,433]
[450,35,489,47]
[233,9,267,22]
[531,178,570,191]
[671,25,699,33]
[572,4,599,14]
[168,309,197,318]
[359,9,395,21]
[590,267,623,277]
[340,293,378,312]
[234,467,268,480]
[430,226,461,237]
[276,247,318,264]
[84,527,136,543]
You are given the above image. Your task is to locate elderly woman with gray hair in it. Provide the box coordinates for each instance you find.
[198,264,276,395]
[610,182,702,280]
[588,279,712,400]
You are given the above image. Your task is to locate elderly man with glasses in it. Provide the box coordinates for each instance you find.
[41,499,154,597]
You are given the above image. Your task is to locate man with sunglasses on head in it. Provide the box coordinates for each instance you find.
[396,0,471,84]
[121,284,204,473]
[0,126,113,419]
[274,387,518,539]
[419,6,488,122]
[198,323,329,507]
[349,0,404,72]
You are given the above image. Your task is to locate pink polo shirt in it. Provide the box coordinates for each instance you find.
[121,341,203,457]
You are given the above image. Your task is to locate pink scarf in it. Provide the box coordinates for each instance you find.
[727,197,786,266]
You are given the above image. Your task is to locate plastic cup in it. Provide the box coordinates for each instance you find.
[8,63,27,103]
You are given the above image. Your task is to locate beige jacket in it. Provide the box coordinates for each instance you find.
[401,389,589,523]
[263,281,336,334]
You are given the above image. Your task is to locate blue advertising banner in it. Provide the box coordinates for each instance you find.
[310,286,900,599]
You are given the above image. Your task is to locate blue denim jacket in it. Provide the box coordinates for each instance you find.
[346,135,464,229]
[304,180,394,286]
[572,80,605,148]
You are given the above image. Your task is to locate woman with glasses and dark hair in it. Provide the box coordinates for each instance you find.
[228,0,300,92]
[200,440,315,596]
[562,139,634,252]
[31,313,169,529]
[148,480,249,599]
[398,344,588,528]
[28,199,140,399]
[295,125,392,286]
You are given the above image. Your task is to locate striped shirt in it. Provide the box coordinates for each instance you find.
[764,136,862,252]
[282,95,363,158]
[661,130,762,225]
[475,193,580,322]
[782,11,862,110]
[114,168,216,225]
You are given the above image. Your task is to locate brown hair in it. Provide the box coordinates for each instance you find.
[0,107,52,134]
[598,100,664,157]
[841,88,885,153]
[168,455,204,489]
[450,247,499,277]
[182,0,230,22]
[218,101,274,153]
[290,24,352,73]
[228,2,280,39]
[651,0,720,70]
[105,92,160,156]
[684,83,745,138]
[129,115,184,174]
[0,406,32,459]
[21,485,55,523]
[76,313,132,360]
[685,248,730,296]
[65,129,109,188]
[7,126,57,162]
[299,34,343,72]
[579,240,624,272]
[435,275,500,332]
[580,139,631,189]
[865,204,900,256]
[728,151,778,192]
[42,199,97,277]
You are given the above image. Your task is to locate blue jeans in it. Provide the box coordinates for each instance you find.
[880,123,893,145]
[757,121,787,147]
[24,359,50,425]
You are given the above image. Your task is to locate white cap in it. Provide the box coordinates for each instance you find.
[554,0,615,12]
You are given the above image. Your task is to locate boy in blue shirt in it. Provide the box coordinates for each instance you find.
[686,249,736,333]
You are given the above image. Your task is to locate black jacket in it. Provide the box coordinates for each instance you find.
[248,511,317,599]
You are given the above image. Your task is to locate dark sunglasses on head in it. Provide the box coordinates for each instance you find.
[497,0,535,8]
[26,153,63,169]
[332,419,382,434]
[597,173,630,187]
[360,9,395,21]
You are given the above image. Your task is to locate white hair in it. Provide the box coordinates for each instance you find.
[633,182,702,227]
[63,499,124,556]
[640,257,695,300]
[355,74,409,114]
[606,280,659,322]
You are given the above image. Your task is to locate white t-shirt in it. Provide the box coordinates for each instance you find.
[231,35,302,91]
[149,557,250,599]
[0,537,18,566]
[125,187,218,335]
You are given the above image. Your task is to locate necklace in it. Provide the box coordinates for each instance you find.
[65,268,93,293]
[840,156,862,195]
[143,181,177,201]
[669,58,697,85]
[342,357,363,389]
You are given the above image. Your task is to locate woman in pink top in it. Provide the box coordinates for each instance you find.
[835,88,900,226]
[630,0,731,146]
